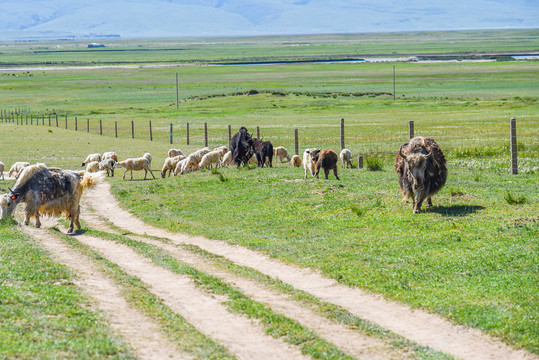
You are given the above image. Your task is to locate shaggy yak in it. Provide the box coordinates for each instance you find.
[310,149,340,180]
[0,163,105,233]
[394,136,447,213]
[249,138,274,168]
[230,127,254,166]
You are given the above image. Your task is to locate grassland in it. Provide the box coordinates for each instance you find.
[0,29,538,356]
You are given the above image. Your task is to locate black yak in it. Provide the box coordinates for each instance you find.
[0,163,105,233]
[230,127,254,166]
[249,137,273,168]
[310,149,340,180]
[394,137,447,213]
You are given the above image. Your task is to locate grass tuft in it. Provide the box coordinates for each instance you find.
[365,156,384,171]
[504,191,526,205]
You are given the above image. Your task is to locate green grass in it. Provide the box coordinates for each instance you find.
[0,30,538,356]
[0,220,134,359]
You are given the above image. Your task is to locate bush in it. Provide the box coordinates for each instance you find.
[365,156,383,171]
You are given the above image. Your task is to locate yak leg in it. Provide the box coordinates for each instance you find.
[74,206,81,229]
[324,168,330,179]
[333,167,340,180]
[24,212,31,226]
[413,192,425,214]
[35,213,41,228]
[425,197,433,208]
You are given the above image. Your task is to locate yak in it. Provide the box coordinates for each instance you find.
[0,163,105,233]
[395,137,447,213]
[249,137,273,168]
[230,127,254,166]
[310,149,340,180]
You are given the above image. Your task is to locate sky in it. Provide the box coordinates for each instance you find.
[0,0,538,39]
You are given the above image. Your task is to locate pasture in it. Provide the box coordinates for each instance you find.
[0,30,538,359]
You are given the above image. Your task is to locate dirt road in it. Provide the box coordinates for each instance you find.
[18,182,537,360]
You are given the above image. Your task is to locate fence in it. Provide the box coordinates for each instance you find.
[0,109,520,174]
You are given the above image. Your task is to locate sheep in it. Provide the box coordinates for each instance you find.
[143,153,152,164]
[199,150,221,170]
[114,157,155,180]
[0,161,4,180]
[86,161,100,173]
[168,148,185,158]
[220,151,233,167]
[303,148,317,179]
[311,149,340,180]
[291,155,302,167]
[9,162,30,179]
[273,146,291,163]
[173,158,188,176]
[213,146,228,158]
[99,158,116,177]
[161,155,185,178]
[81,153,101,167]
[102,151,118,162]
[173,147,212,175]
[340,149,353,168]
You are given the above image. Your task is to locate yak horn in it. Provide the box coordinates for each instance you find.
[398,145,406,158]
[8,187,13,194]
[425,151,432,158]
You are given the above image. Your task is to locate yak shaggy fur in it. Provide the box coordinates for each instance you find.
[0,163,105,233]
[394,136,447,213]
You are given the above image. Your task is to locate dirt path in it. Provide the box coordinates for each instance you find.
[83,182,536,360]
[21,220,190,360]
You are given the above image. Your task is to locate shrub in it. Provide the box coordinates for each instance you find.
[504,191,526,205]
[365,156,383,171]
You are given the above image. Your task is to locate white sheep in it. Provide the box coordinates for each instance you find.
[81,153,101,167]
[199,150,221,170]
[114,157,155,180]
[303,148,317,179]
[9,161,30,179]
[142,153,152,164]
[291,155,302,167]
[174,147,211,176]
[99,158,116,177]
[168,148,185,158]
[273,146,291,163]
[213,145,228,158]
[220,151,233,167]
[0,161,4,180]
[102,151,118,162]
[340,149,353,168]
[86,161,100,173]
[161,155,185,178]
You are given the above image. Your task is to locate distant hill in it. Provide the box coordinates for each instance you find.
[1,0,538,40]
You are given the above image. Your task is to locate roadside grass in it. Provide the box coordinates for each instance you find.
[0,220,134,359]
[108,161,538,354]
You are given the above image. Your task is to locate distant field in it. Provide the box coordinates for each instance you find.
[0,30,538,356]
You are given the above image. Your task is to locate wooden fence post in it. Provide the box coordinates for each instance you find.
[170,124,173,144]
[131,121,134,139]
[340,118,345,151]
[186,122,189,145]
[204,122,208,147]
[115,121,118,138]
[42,114,45,125]
[48,114,51,126]
[55,114,58,127]
[256,126,260,138]
[65,115,67,129]
[100,119,103,135]
[294,129,299,156]
[357,155,364,169]
[149,121,152,141]
[510,117,518,175]
[409,120,414,139]
[87,118,89,132]
[228,125,231,148]
[16,114,19,125]
[26,115,28,125]
[75,117,78,131]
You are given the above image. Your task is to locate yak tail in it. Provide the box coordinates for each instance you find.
[81,170,106,190]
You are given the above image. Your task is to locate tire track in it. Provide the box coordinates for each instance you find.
[21,221,190,360]
[86,182,537,360]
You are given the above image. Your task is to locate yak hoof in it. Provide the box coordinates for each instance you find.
[35,223,41,228]
[67,227,74,234]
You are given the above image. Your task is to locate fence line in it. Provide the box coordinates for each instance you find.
[0,110,521,173]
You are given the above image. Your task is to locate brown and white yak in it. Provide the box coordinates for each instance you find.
[0,163,105,233]
[310,148,340,180]
[395,137,447,213]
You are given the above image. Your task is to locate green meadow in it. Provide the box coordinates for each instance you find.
[0,29,538,356]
